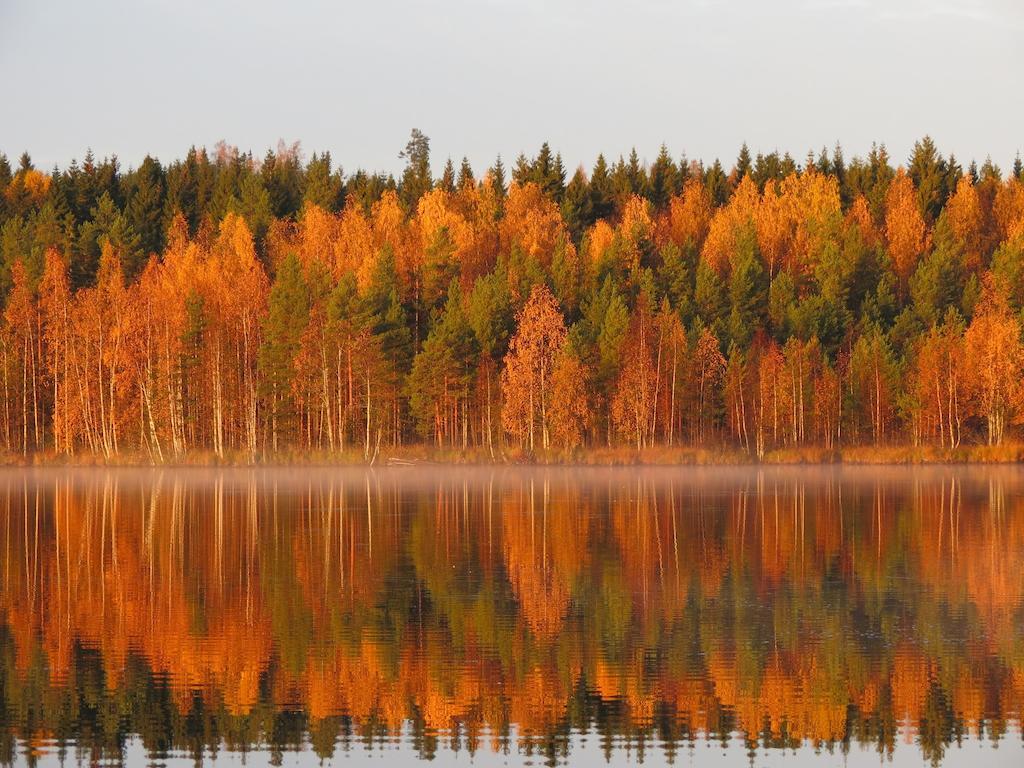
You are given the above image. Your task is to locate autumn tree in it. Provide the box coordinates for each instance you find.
[501,284,568,452]
[964,278,1022,445]
[885,169,927,290]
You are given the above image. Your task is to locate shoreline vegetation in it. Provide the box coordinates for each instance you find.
[3,134,1024,465]
[6,442,1024,467]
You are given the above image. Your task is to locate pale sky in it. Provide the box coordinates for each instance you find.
[1,0,1021,176]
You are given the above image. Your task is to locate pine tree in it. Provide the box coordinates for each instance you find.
[399,128,432,211]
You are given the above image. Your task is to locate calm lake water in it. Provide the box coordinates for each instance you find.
[0,466,1022,767]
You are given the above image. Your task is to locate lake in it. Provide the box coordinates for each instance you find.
[0,466,1021,766]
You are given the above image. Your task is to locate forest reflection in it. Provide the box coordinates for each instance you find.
[0,467,1022,766]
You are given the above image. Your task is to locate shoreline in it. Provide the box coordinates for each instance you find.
[3,443,1024,468]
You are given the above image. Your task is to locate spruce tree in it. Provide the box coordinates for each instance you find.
[303,152,342,211]
[126,155,166,259]
[488,155,507,201]
[649,144,678,210]
[727,228,767,349]
[909,213,968,325]
[695,258,728,341]
[457,157,474,189]
[439,158,456,193]
[734,143,752,182]
[908,135,949,222]
[561,167,592,244]
[705,159,730,206]
[589,154,614,221]
[259,253,310,448]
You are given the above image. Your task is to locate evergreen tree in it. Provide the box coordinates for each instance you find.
[439,158,456,193]
[832,142,850,207]
[511,152,531,186]
[561,167,592,244]
[74,192,141,285]
[695,259,728,340]
[259,253,310,448]
[407,282,478,442]
[303,152,342,210]
[649,144,678,210]
[727,228,767,349]
[488,155,507,202]
[909,213,970,325]
[657,242,696,322]
[589,154,614,221]
[0,154,11,225]
[399,128,432,210]
[467,269,514,361]
[126,155,166,259]
[262,142,303,219]
[705,159,730,206]
[457,157,474,189]
[908,135,949,222]
[229,171,273,247]
[733,142,752,182]
[753,151,784,191]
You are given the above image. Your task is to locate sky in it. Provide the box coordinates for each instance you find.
[1,0,1022,177]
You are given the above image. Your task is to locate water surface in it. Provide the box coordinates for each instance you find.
[1,466,1022,766]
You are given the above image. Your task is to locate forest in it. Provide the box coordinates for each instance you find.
[2,132,1024,461]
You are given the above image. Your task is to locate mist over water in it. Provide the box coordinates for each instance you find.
[0,466,1022,766]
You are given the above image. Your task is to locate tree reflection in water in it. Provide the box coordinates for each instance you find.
[0,467,1022,766]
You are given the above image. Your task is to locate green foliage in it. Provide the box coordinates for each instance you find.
[302,151,342,211]
[75,192,141,285]
[399,128,432,210]
[727,227,767,349]
[229,171,273,247]
[575,277,630,395]
[467,269,514,360]
[125,155,166,259]
[259,253,310,437]
[909,214,967,325]
[695,259,727,341]
[561,167,592,244]
[656,242,695,321]
[407,282,478,438]
[360,246,413,375]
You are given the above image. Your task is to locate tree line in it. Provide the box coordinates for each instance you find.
[2,133,1024,459]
